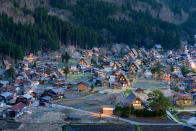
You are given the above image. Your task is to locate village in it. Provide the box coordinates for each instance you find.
[0,43,196,131]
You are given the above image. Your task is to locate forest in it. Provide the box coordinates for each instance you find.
[0,8,107,60]
[1,0,196,59]
[50,0,181,49]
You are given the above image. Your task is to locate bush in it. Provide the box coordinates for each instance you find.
[115,105,165,118]
[134,110,165,117]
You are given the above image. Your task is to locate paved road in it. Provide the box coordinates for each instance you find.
[166,110,196,130]
[52,104,180,126]
[175,109,196,112]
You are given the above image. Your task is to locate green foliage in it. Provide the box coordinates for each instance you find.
[181,65,190,76]
[62,52,70,63]
[120,106,131,118]
[114,104,164,117]
[45,66,51,74]
[170,64,174,72]
[33,63,37,68]
[50,0,181,49]
[147,90,170,114]
[164,0,196,12]
[114,105,134,118]
[185,88,189,93]
[0,8,107,59]
[91,59,97,66]
[123,89,132,97]
[90,84,95,91]
[136,125,140,131]
[39,80,44,85]
[151,62,165,74]
[174,86,180,92]
[7,66,15,78]
[63,66,70,76]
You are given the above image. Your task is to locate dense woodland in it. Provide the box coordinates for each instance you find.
[0,0,196,59]
[50,0,181,49]
[0,8,107,60]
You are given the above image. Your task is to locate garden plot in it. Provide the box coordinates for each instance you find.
[66,73,93,82]
[133,78,169,89]
[15,105,123,131]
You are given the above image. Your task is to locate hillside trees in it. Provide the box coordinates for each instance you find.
[0,7,107,60]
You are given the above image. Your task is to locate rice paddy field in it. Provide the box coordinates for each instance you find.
[133,78,169,89]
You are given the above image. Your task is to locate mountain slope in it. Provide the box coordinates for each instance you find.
[0,0,195,59]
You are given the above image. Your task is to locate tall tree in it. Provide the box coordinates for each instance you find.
[62,52,70,64]
[7,66,15,78]
[147,90,170,114]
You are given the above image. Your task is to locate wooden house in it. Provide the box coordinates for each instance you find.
[47,88,64,99]
[3,102,26,119]
[110,73,130,89]
[0,92,13,103]
[103,56,108,63]
[16,94,33,105]
[67,82,88,91]
[3,60,11,70]
[112,62,119,70]
[77,82,88,91]
[121,92,146,110]
[173,92,192,106]
[138,49,143,58]
[135,88,144,93]
[40,96,52,104]
[122,55,129,61]
[117,73,130,88]
[129,62,140,74]
[129,48,138,58]
[94,77,109,87]
[102,106,114,116]
[24,53,38,63]
[118,61,125,69]
[188,85,196,93]
[77,58,91,68]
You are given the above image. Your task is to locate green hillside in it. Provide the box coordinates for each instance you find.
[0,0,195,59]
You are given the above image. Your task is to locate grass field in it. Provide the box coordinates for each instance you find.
[67,73,93,82]
[133,78,168,89]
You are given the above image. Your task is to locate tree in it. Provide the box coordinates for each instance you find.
[33,63,37,68]
[170,64,174,72]
[7,66,15,78]
[121,106,131,118]
[115,104,122,120]
[45,66,52,74]
[62,52,70,64]
[174,86,180,92]
[63,66,70,76]
[181,65,189,76]
[188,34,195,45]
[91,58,97,66]
[151,62,165,74]
[147,90,170,114]
[90,84,95,92]
[185,88,189,93]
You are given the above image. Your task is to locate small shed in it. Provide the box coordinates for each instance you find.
[67,82,88,91]
[77,82,88,91]
[102,106,114,116]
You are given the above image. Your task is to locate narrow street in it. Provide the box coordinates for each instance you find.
[51,104,182,126]
[166,111,196,130]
